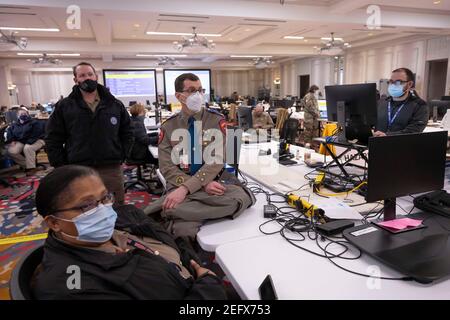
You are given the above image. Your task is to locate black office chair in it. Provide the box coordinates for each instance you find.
[124,141,163,195]
[9,244,44,300]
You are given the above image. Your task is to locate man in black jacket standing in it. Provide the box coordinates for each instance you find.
[374,68,429,136]
[45,62,132,204]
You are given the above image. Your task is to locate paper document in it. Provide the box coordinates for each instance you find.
[312,197,363,220]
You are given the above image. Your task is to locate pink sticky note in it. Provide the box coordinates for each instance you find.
[399,218,423,227]
[378,218,423,230]
[378,220,408,230]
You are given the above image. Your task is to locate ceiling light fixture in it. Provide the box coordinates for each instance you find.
[0,27,60,32]
[230,55,272,58]
[317,32,351,55]
[173,27,216,52]
[252,57,274,69]
[156,56,178,66]
[17,53,80,56]
[283,36,305,40]
[0,30,27,50]
[29,53,62,65]
[136,54,187,57]
[147,30,221,37]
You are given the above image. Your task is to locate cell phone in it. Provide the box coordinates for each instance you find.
[258,274,278,300]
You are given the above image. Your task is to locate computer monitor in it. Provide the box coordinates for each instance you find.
[237,106,253,130]
[280,118,299,144]
[366,131,447,221]
[325,83,377,145]
[429,100,450,121]
[317,100,327,120]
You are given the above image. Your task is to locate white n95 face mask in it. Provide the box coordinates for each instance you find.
[185,92,204,112]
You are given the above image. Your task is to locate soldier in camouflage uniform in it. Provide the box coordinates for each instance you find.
[252,104,274,129]
[144,73,254,238]
[302,85,320,145]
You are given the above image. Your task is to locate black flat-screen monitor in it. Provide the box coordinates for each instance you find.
[367,131,447,220]
[325,83,377,145]
[237,106,253,130]
[429,100,450,121]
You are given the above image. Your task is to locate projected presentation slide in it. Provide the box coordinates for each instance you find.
[103,69,157,106]
[164,69,211,104]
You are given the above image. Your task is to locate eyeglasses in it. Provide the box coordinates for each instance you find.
[51,192,114,215]
[182,88,204,95]
[388,80,409,85]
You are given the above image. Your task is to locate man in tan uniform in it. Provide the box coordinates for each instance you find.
[145,73,254,238]
[252,104,274,130]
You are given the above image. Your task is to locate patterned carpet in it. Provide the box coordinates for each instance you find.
[0,165,161,300]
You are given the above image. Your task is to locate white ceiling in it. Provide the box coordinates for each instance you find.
[0,0,449,69]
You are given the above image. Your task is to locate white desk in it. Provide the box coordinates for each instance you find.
[215,234,450,300]
[196,141,403,252]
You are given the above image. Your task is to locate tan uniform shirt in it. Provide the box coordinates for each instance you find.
[85,91,100,113]
[158,107,226,194]
[252,111,274,129]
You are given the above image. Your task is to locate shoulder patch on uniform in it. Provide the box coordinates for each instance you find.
[219,119,227,135]
[175,176,185,185]
[158,129,164,145]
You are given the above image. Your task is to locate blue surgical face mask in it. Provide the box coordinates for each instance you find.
[388,83,406,98]
[55,203,117,243]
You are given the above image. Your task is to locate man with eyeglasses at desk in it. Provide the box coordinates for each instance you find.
[373,67,428,137]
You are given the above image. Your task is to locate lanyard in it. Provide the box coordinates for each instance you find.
[387,101,406,128]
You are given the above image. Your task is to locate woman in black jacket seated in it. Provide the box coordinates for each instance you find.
[129,103,158,165]
[33,165,226,300]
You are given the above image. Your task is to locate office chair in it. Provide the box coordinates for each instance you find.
[10,244,44,300]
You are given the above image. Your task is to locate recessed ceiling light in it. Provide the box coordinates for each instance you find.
[230,55,272,58]
[136,54,188,57]
[304,39,308,42]
[133,24,140,28]
[132,35,137,38]
[434,0,441,4]
[147,31,221,37]
[229,38,233,41]
[368,33,373,36]
[17,53,80,56]
[0,27,60,32]
[245,29,251,32]
[74,32,79,36]
[321,37,344,41]
[283,36,305,40]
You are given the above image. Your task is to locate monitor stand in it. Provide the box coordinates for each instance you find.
[383,198,396,221]
[336,100,347,143]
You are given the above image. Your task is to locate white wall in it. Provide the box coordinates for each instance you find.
[426,36,450,97]
[345,40,427,96]
[278,56,335,97]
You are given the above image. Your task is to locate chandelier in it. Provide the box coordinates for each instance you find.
[252,57,274,69]
[28,53,62,65]
[156,56,178,66]
[317,32,351,55]
[173,27,216,52]
[0,30,27,50]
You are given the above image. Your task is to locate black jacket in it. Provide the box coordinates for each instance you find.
[376,94,429,135]
[128,115,158,162]
[45,84,133,167]
[33,205,227,300]
[5,118,45,145]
